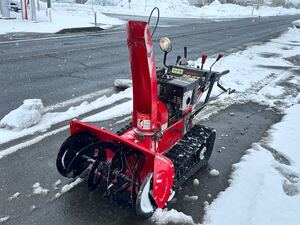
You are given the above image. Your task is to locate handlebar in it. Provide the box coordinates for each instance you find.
[218,70,230,77]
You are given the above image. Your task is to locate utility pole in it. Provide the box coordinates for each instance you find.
[0,0,11,18]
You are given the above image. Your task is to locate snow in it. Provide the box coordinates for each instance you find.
[115,115,131,124]
[268,105,300,168]
[292,19,300,27]
[193,179,200,186]
[151,208,194,225]
[53,193,61,199]
[203,201,210,207]
[87,0,300,19]
[1,1,300,35]
[0,216,10,223]
[184,195,199,201]
[30,205,37,212]
[154,104,300,223]
[53,179,62,189]
[8,192,20,201]
[0,99,44,130]
[83,100,132,122]
[0,88,133,159]
[209,169,220,177]
[0,2,124,34]
[203,105,300,225]
[113,79,132,89]
[32,182,49,196]
[61,178,82,193]
[0,88,132,145]
[191,27,300,116]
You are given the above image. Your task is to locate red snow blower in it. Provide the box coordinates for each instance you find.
[56,16,234,217]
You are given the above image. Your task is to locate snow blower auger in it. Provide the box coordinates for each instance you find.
[56,20,234,218]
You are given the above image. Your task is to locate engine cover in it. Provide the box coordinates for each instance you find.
[158,67,200,117]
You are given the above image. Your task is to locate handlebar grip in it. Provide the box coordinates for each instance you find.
[219,70,230,76]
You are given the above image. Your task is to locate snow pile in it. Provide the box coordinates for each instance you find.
[203,104,300,225]
[87,0,300,18]
[292,19,300,27]
[151,208,194,225]
[0,2,124,34]
[0,88,132,145]
[113,79,132,89]
[0,99,44,130]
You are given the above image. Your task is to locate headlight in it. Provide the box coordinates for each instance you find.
[159,37,172,52]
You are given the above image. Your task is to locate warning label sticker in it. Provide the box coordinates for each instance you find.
[137,113,151,130]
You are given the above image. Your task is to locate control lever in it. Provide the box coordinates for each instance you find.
[180,47,188,66]
[216,70,235,94]
[218,70,229,76]
[176,55,181,65]
[210,53,223,72]
[200,54,207,70]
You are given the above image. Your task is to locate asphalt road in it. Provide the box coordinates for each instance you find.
[0,14,300,119]
[0,14,299,225]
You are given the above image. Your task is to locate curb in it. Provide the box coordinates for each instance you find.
[56,26,104,34]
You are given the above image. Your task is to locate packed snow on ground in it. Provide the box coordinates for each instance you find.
[151,27,300,225]
[0,88,132,145]
[0,2,124,34]
[0,99,44,130]
[86,0,300,18]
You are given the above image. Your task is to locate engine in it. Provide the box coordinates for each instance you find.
[158,65,204,121]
